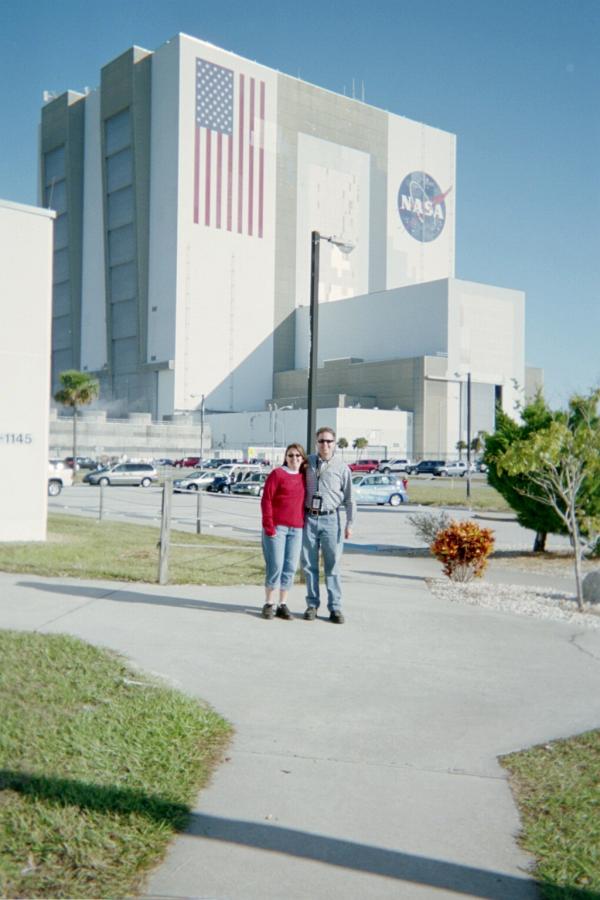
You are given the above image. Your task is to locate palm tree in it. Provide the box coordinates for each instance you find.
[456,439,467,461]
[352,437,368,459]
[337,437,348,458]
[54,370,100,469]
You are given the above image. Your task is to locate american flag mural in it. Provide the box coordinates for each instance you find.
[194,57,266,238]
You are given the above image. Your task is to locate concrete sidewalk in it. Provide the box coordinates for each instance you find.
[1,555,599,899]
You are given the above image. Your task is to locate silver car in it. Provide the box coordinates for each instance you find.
[231,472,268,497]
[85,462,158,487]
[173,471,218,492]
[351,473,408,506]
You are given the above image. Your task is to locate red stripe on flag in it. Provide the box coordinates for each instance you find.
[227,134,233,232]
[248,77,255,236]
[258,81,265,239]
[238,74,245,233]
[205,130,211,227]
[194,127,200,225]
[216,132,222,229]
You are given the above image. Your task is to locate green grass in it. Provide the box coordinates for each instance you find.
[0,513,265,584]
[0,630,232,898]
[501,731,600,899]
[408,480,510,511]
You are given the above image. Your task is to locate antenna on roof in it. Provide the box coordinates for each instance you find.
[361,80,365,102]
[42,90,57,103]
[351,78,355,99]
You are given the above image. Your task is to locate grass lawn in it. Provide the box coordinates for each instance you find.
[0,630,232,898]
[0,513,264,584]
[407,479,510,511]
[501,731,600,898]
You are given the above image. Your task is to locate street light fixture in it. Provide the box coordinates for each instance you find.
[424,370,473,502]
[306,230,355,450]
[268,402,293,458]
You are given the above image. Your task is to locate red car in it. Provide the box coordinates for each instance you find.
[348,459,381,473]
[173,456,202,468]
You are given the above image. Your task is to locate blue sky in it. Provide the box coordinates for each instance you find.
[1,0,598,407]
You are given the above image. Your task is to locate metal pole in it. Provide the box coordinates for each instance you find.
[200,393,205,464]
[466,372,472,501]
[158,479,173,584]
[99,482,104,521]
[307,230,320,452]
[196,487,202,535]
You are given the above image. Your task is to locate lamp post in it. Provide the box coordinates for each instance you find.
[306,230,355,450]
[424,370,473,502]
[269,402,292,460]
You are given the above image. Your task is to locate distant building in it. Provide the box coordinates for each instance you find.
[40,32,535,457]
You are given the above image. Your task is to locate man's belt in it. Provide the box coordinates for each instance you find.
[305,508,337,516]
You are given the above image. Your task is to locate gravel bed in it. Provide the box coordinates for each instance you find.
[427,578,600,629]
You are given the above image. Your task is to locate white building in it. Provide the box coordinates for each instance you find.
[40,32,533,458]
[0,199,54,540]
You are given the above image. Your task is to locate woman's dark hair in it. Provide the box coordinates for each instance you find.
[284,442,308,474]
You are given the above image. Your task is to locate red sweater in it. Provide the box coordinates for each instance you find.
[261,467,306,535]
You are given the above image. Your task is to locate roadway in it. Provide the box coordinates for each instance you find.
[49,482,571,554]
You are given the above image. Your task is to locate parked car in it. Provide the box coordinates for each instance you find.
[433,461,475,477]
[406,460,446,476]
[48,463,73,496]
[173,456,202,468]
[206,474,232,493]
[348,458,381,473]
[49,457,66,470]
[64,455,96,470]
[351,473,407,506]
[378,458,414,474]
[173,471,218,492]
[84,462,158,487]
[154,458,175,467]
[231,472,268,497]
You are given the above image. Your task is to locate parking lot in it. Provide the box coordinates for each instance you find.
[49,479,572,553]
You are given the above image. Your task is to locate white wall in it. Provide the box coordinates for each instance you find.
[206,407,411,455]
[386,115,456,289]
[172,34,279,413]
[295,279,450,368]
[0,200,54,540]
[295,134,370,305]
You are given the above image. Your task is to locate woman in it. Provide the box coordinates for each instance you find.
[260,443,307,620]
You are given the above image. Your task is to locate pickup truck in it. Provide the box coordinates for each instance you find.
[48,464,73,496]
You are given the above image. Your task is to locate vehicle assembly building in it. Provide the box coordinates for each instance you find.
[40,32,536,457]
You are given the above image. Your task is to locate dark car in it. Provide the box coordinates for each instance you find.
[64,456,96,470]
[206,474,232,493]
[406,460,446,476]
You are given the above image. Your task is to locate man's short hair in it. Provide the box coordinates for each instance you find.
[316,426,336,440]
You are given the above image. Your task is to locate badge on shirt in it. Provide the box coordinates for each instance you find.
[310,493,323,512]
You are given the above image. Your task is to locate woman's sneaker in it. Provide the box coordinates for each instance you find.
[261,603,275,619]
[276,604,293,620]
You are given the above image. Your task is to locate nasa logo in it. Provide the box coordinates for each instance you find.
[397,172,452,243]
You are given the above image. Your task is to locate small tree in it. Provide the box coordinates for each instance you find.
[353,437,368,458]
[54,370,100,468]
[496,389,600,610]
[337,437,348,458]
[484,395,565,551]
[470,433,484,455]
[456,439,467,460]
[431,520,495,582]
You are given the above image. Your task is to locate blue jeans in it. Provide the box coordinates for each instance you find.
[302,511,344,612]
[262,526,303,591]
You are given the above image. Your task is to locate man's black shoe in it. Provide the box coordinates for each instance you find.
[276,604,293,620]
[303,607,317,620]
[261,603,275,619]
[329,611,345,624]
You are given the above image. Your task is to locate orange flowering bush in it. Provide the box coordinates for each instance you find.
[430,520,495,582]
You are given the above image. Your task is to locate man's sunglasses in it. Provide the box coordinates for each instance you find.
[317,439,335,444]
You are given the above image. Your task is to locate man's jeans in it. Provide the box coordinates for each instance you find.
[262,525,303,590]
[302,511,344,612]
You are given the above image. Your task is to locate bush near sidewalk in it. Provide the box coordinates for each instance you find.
[0,630,232,899]
[501,731,600,898]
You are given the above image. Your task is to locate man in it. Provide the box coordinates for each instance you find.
[302,426,356,624]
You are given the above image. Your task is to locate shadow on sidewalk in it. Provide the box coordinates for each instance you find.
[16,580,259,617]
[0,770,560,899]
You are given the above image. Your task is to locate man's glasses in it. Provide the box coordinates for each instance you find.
[317,439,334,444]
